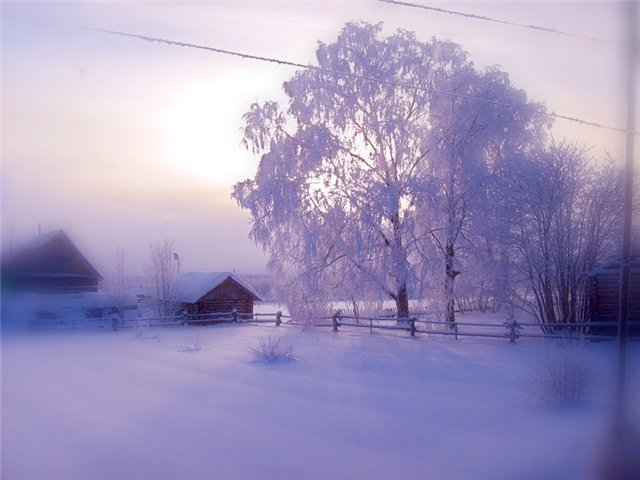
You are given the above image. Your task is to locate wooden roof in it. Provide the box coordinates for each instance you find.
[3,230,103,281]
[176,272,262,303]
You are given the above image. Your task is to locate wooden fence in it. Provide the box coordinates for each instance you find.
[277,313,638,343]
[34,309,639,344]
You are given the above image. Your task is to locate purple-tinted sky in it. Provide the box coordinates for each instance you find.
[1,1,633,276]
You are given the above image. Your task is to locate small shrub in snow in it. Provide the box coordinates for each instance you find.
[528,345,592,405]
[135,329,161,343]
[179,337,204,353]
[250,336,296,362]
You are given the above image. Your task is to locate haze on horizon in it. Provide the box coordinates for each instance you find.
[1,1,632,277]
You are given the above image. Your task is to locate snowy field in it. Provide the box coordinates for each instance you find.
[2,318,639,480]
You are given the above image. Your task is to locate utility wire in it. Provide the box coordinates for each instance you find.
[91,28,627,133]
[379,0,613,44]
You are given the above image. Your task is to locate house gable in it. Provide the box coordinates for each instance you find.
[2,230,102,293]
[177,273,261,316]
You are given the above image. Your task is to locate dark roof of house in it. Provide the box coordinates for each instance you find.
[3,230,103,281]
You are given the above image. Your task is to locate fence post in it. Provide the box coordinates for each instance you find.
[504,319,521,343]
[276,311,282,327]
[332,312,339,332]
[232,308,238,323]
[409,317,416,337]
[569,324,574,342]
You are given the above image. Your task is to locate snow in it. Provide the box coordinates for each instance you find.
[2,317,639,479]
[1,292,139,331]
[175,272,262,304]
[30,292,138,310]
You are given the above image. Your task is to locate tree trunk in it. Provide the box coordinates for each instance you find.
[395,284,410,319]
[444,243,460,327]
[444,274,456,326]
[389,208,410,320]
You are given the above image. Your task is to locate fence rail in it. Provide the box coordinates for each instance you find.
[27,309,639,343]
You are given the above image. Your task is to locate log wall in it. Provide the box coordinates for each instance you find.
[185,278,255,316]
[587,261,640,336]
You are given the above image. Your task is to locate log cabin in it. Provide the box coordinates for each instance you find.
[176,272,261,319]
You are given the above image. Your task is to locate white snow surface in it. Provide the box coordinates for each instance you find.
[2,316,639,480]
[32,291,138,310]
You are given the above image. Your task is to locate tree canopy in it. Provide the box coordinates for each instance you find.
[233,22,548,319]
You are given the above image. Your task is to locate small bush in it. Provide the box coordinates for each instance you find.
[179,337,203,353]
[250,336,297,362]
[135,329,161,343]
[528,345,592,405]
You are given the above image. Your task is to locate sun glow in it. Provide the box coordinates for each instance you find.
[160,82,251,186]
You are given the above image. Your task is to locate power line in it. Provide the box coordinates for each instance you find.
[379,0,613,44]
[91,28,626,133]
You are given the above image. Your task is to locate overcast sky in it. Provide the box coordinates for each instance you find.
[1,1,634,276]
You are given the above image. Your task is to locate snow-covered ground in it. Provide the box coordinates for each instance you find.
[2,317,639,480]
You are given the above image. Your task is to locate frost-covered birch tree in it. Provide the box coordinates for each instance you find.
[418,67,547,325]
[233,22,544,319]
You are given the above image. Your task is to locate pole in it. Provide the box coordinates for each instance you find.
[614,0,637,431]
